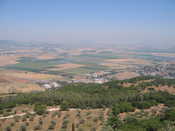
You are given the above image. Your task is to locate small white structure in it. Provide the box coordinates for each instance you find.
[51,82,61,88]
[43,84,52,89]
[94,78,108,84]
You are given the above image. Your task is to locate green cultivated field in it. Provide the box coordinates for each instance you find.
[4,53,113,74]
[5,57,70,72]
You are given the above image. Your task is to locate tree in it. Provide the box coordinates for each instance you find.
[140,118,163,131]
[118,102,135,113]
[19,125,27,131]
[107,104,122,130]
[164,108,175,121]
[72,123,75,131]
[5,126,11,131]
[120,124,145,131]
[60,101,69,111]
[34,104,46,115]
[107,115,122,130]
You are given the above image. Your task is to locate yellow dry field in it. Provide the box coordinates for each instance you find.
[101,58,150,69]
[105,63,133,69]
[0,56,19,66]
[0,82,44,94]
[36,53,57,60]
[49,63,85,71]
[115,72,139,80]
[68,49,82,55]
[105,58,150,64]
[0,70,63,80]
[0,108,109,131]
[0,70,64,94]
[0,74,45,94]
[14,49,41,53]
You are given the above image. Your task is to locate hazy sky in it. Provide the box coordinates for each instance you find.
[0,0,175,46]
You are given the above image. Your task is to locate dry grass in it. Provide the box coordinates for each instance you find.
[36,53,57,60]
[122,79,154,88]
[0,107,109,131]
[0,69,66,94]
[102,63,132,69]
[0,56,19,66]
[0,81,44,94]
[144,85,175,94]
[0,70,62,80]
[105,58,150,64]
[15,49,41,53]
[102,58,150,69]
[115,72,139,80]
[0,70,58,94]
[119,104,166,120]
[69,49,82,55]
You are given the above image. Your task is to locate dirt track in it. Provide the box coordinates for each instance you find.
[0,107,60,120]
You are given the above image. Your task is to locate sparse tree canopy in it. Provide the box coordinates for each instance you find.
[34,104,46,115]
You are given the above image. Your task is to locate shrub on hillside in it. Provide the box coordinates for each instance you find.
[164,108,175,121]
[60,101,69,111]
[34,104,46,115]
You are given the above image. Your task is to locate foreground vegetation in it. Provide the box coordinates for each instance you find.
[0,76,175,130]
[0,108,108,131]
